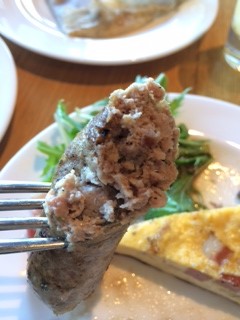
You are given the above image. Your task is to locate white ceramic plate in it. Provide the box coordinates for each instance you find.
[0,94,240,320]
[0,0,218,65]
[0,37,17,141]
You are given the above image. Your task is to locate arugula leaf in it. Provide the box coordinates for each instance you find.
[54,101,80,144]
[167,88,191,117]
[135,73,168,89]
[154,73,168,89]
[37,141,66,182]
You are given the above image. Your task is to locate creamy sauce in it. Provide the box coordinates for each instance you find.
[194,139,240,209]
[69,255,239,320]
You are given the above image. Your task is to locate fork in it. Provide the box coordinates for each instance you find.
[0,181,67,254]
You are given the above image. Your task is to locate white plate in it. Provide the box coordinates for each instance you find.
[0,37,17,141]
[0,0,218,65]
[0,94,240,319]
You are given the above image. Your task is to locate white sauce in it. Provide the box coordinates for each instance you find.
[194,139,240,208]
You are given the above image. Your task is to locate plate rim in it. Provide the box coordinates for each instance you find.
[0,37,18,141]
[0,0,219,65]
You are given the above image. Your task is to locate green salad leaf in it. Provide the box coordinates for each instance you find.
[36,100,102,181]
[37,73,212,218]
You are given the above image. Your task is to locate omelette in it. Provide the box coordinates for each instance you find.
[117,206,240,304]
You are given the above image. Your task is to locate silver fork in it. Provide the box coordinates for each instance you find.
[0,181,66,254]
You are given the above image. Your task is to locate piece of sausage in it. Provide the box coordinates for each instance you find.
[27,78,179,314]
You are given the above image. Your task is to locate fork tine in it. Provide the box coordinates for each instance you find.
[0,199,45,211]
[0,238,66,254]
[0,217,49,230]
[0,181,51,193]
[0,181,66,254]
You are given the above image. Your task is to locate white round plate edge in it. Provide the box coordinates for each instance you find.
[0,0,219,65]
[0,37,18,141]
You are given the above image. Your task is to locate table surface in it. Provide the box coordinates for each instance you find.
[0,0,239,170]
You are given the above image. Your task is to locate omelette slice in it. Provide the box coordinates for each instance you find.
[117,206,240,304]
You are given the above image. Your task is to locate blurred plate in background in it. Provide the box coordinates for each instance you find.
[0,37,17,142]
[0,0,218,65]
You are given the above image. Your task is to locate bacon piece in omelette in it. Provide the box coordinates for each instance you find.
[117,206,240,305]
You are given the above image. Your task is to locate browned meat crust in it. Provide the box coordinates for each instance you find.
[27,78,179,314]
